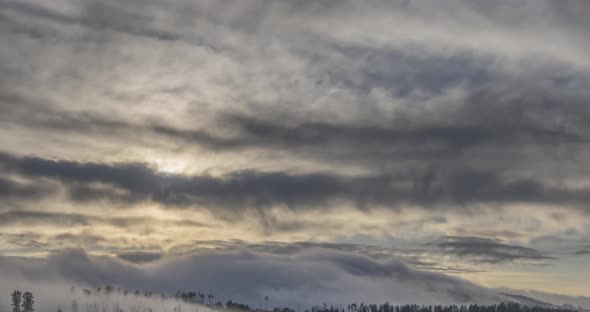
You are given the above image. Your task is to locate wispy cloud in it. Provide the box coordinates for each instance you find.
[428,236,557,264]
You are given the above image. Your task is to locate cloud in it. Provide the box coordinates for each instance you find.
[1,0,590,200]
[0,248,503,307]
[53,232,107,246]
[0,176,56,200]
[115,251,163,264]
[429,236,557,264]
[165,240,484,274]
[0,211,91,226]
[0,210,206,229]
[0,1,180,42]
[0,232,46,249]
[574,246,590,255]
[1,0,590,299]
[502,289,590,310]
[2,151,590,216]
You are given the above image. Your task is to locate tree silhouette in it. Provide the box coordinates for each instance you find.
[21,292,34,312]
[309,303,577,312]
[11,290,22,312]
[25,285,581,312]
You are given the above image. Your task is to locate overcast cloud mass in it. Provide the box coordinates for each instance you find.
[1,0,590,308]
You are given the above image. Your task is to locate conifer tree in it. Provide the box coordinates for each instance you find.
[22,292,34,312]
[11,290,22,312]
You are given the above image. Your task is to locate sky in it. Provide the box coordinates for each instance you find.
[1,0,590,308]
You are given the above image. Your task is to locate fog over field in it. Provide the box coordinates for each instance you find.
[1,0,590,310]
[1,247,590,310]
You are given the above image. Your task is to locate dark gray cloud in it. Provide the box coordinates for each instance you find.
[116,251,163,264]
[2,151,590,216]
[574,246,590,255]
[200,107,590,163]
[0,176,56,200]
[429,236,557,264]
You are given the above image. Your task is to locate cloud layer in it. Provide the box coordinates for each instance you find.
[1,0,590,299]
[0,248,504,307]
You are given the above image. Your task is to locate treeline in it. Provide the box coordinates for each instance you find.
[8,286,584,312]
[309,303,579,312]
[174,291,216,305]
[68,287,290,312]
[75,286,154,298]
